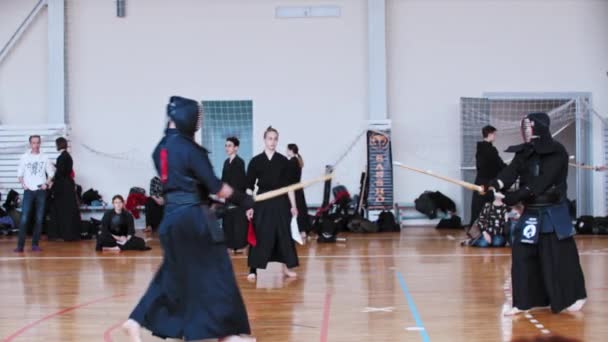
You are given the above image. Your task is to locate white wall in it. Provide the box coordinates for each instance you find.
[65,0,367,202]
[0,0,47,124]
[388,0,608,215]
[1,0,607,214]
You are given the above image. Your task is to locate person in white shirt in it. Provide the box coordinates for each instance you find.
[14,135,55,253]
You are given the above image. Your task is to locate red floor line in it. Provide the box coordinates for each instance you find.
[103,321,124,342]
[2,294,125,342]
[320,291,332,342]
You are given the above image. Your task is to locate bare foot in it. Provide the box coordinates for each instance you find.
[483,231,492,244]
[503,307,523,316]
[283,266,297,278]
[503,305,549,316]
[566,298,586,312]
[122,319,142,342]
[247,273,257,282]
[103,246,121,252]
[219,335,257,342]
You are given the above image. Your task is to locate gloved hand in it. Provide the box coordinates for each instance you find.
[479,187,495,202]
[488,179,502,191]
[229,190,255,210]
[241,195,255,210]
[493,190,506,201]
[503,187,532,206]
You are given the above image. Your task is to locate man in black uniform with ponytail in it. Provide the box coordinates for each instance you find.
[489,112,587,316]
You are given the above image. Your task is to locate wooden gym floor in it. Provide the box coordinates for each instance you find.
[1,228,607,342]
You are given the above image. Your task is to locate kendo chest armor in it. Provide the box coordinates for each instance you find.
[518,152,563,206]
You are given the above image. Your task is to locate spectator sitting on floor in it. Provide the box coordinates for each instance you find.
[96,195,151,252]
[462,193,508,248]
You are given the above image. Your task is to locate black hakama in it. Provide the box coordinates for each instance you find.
[96,233,148,251]
[129,125,251,340]
[221,156,249,250]
[511,204,587,313]
[129,204,250,340]
[144,197,164,231]
[247,152,299,269]
[288,157,312,233]
[48,151,81,241]
[223,207,249,250]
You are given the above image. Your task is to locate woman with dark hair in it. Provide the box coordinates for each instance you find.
[96,195,150,251]
[246,126,299,280]
[48,137,81,241]
[286,143,311,238]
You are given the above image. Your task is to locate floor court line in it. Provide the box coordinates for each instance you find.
[397,271,430,342]
[319,291,332,342]
[3,294,125,342]
[0,253,512,261]
[2,252,607,261]
[103,321,123,342]
[101,295,331,342]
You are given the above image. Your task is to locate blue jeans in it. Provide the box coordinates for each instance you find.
[17,190,47,249]
[471,234,506,248]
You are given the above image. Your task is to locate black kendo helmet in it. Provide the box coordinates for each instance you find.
[167,96,201,136]
[521,112,551,143]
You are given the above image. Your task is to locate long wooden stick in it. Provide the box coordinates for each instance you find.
[569,162,596,170]
[393,161,484,193]
[254,173,334,202]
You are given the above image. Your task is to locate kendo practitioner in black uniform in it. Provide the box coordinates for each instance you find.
[48,137,81,241]
[488,112,586,315]
[221,137,249,253]
[123,96,256,342]
[246,126,299,281]
[470,125,506,226]
[286,143,312,237]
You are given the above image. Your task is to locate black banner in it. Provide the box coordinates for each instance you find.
[366,130,394,210]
